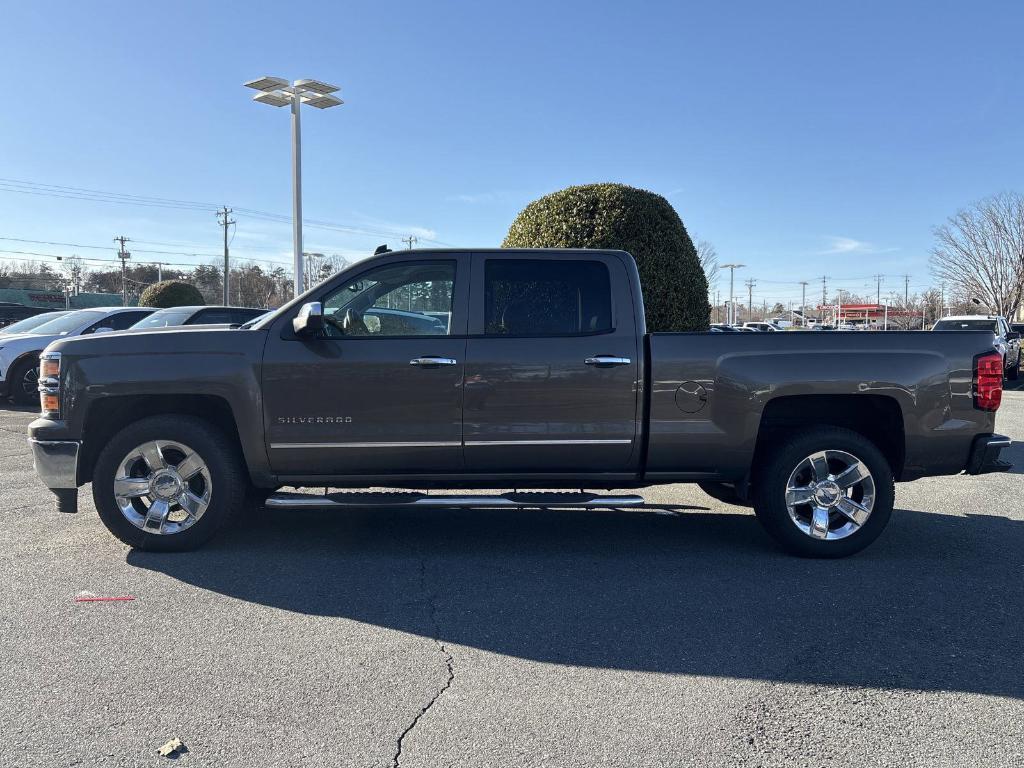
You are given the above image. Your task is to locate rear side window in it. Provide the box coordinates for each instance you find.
[190,309,233,324]
[484,260,612,336]
[231,309,263,324]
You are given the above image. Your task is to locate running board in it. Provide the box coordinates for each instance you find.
[265,490,645,509]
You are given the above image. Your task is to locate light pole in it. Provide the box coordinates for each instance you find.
[720,263,745,325]
[244,76,344,298]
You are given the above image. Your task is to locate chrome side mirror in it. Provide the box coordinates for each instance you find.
[293,302,325,336]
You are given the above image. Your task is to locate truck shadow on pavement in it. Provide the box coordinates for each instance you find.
[128,504,1024,698]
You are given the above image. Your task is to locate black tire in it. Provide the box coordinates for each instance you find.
[697,481,752,507]
[1009,355,1020,381]
[92,415,249,551]
[751,426,894,558]
[8,356,40,406]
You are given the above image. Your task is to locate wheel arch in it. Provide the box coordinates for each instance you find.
[753,394,905,481]
[78,394,256,486]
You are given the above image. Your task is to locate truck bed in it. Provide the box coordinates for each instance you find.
[645,331,998,482]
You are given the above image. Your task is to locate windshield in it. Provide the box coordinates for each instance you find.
[29,309,105,335]
[0,312,69,334]
[933,319,998,333]
[131,308,193,328]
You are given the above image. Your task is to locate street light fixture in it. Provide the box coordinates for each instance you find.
[244,76,344,296]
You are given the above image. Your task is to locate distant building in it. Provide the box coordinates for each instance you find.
[0,287,127,309]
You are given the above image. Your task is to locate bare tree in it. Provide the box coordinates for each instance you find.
[696,240,718,291]
[930,192,1024,319]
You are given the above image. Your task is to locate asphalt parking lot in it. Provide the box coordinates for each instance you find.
[2,397,1023,768]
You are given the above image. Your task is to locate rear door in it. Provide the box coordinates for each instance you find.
[462,252,641,472]
[262,253,469,476]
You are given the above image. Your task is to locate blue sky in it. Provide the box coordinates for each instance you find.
[1,0,1021,307]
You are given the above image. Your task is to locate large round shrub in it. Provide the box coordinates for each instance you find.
[139,280,205,308]
[503,183,709,331]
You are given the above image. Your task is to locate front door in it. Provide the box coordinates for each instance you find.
[462,253,641,473]
[262,255,469,476]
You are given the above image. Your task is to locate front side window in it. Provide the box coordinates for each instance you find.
[321,261,455,338]
[484,259,612,336]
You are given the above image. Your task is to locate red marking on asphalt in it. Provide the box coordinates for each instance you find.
[74,596,136,602]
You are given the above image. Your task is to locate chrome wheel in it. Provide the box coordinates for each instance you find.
[113,440,212,535]
[784,450,875,541]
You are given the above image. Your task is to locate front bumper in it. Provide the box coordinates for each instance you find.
[965,433,1012,475]
[29,438,80,489]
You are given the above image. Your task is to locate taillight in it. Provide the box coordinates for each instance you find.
[974,351,1003,411]
[38,352,61,418]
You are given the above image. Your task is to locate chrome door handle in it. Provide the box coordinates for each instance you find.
[410,356,458,366]
[584,356,632,366]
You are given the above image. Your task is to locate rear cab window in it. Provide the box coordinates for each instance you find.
[482,259,613,336]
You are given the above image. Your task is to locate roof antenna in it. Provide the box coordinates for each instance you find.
[373,244,390,256]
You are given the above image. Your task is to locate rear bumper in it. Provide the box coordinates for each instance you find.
[965,433,1012,475]
[29,438,80,489]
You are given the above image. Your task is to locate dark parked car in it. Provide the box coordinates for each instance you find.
[29,249,1010,558]
[129,305,267,329]
[932,315,1021,380]
[0,303,53,328]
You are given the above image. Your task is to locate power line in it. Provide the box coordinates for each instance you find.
[0,177,456,246]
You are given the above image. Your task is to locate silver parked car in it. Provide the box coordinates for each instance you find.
[0,307,154,404]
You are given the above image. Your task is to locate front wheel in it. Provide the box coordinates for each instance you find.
[751,427,894,558]
[92,415,248,551]
[1009,355,1020,381]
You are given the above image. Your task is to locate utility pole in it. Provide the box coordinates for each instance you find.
[115,236,131,306]
[156,263,163,282]
[821,276,827,306]
[874,274,884,306]
[799,281,808,326]
[904,274,910,306]
[401,235,418,250]
[745,278,756,323]
[940,283,945,318]
[720,264,745,325]
[217,206,235,305]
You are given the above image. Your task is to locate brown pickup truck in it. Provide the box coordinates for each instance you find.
[29,248,1010,557]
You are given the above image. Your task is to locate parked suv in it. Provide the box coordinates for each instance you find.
[0,307,153,404]
[742,322,780,332]
[932,315,1021,380]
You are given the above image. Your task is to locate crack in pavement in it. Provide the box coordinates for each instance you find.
[391,557,455,768]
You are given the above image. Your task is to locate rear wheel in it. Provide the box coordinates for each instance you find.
[751,427,894,557]
[1008,354,1020,381]
[92,415,248,551]
[8,356,40,406]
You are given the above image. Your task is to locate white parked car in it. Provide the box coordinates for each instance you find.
[742,321,781,332]
[0,307,153,405]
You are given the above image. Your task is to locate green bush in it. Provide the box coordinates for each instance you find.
[503,183,710,331]
[139,280,205,308]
